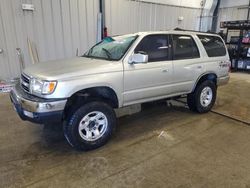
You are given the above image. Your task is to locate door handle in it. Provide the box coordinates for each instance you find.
[162,69,169,73]
[0,49,3,54]
[197,65,202,69]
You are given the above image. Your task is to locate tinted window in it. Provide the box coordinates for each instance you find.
[135,35,169,62]
[198,35,226,57]
[172,35,200,60]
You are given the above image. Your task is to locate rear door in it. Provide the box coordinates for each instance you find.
[123,34,173,105]
[170,34,204,94]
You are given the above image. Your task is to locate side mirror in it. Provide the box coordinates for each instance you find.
[128,53,148,64]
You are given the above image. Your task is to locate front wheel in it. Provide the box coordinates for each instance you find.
[187,80,217,113]
[63,101,116,151]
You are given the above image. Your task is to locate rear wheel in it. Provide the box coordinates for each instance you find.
[63,101,116,151]
[187,80,216,113]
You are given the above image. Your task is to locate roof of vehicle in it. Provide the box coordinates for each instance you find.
[133,28,220,37]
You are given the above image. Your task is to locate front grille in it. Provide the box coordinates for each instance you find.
[20,73,30,93]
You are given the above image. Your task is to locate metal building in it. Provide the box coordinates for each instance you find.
[0,0,99,80]
[0,0,219,80]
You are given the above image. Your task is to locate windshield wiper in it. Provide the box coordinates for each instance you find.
[102,48,112,59]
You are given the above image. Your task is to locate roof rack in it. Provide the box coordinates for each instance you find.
[173,27,217,34]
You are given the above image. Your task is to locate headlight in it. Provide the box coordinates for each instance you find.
[30,78,57,95]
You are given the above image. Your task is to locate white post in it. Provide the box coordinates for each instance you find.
[97,12,102,43]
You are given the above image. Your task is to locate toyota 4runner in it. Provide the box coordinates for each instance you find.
[10,29,230,150]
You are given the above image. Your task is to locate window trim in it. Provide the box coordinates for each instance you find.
[134,34,171,63]
[170,34,200,60]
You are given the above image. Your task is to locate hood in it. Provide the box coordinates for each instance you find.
[23,57,122,80]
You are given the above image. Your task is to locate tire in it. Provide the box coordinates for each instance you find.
[63,101,116,151]
[187,80,216,113]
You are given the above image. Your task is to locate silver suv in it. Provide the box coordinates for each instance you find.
[10,29,230,150]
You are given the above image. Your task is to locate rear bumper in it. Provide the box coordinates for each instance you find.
[10,84,67,124]
[217,75,230,86]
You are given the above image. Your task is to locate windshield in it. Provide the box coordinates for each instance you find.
[83,35,137,61]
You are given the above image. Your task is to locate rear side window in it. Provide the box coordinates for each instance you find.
[134,35,169,62]
[172,35,200,60]
[198,35,226,57]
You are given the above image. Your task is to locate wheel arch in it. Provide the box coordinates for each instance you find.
[192,72,218,92]
[63,86,119,119]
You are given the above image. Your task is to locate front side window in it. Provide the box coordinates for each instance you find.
[134,35,169,62]
[198,35,226,57]
[84,35,137,61]
[172,35,200,60]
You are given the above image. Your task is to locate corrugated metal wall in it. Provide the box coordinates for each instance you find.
[217,7,248,31]
[0,0,203,80]
[0,0,99,80]
[105,0,202,35]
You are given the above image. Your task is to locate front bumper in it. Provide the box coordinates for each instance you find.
[217,75,230,86]
[10,84,67,124]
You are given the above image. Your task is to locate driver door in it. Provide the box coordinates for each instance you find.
[123,34,173,105]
